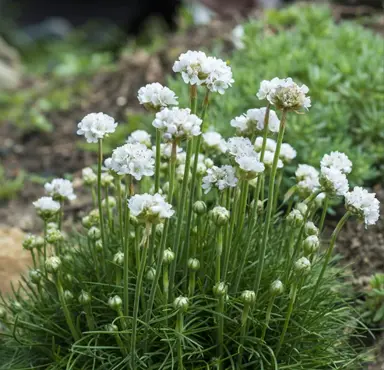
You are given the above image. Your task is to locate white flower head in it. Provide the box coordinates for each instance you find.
[82,167,97,185]
[280,143,297,163]
[33,196,60,219]
[202,131,227,153]
[126,130,152,147]
[137,83,178,111]
[345,186,380,227]
[110,143,154,181]
[77,112,117,143]
[267,78,311,111]
[203,56,234,94]
[235,153,265,179]
[262,150,284,169]
[254,137,277,152]
[320,151,352,175]
[296,164,320,195]
[226,137,254,157]
[320,167,349,197]
[44,179,76,201]
[153,107,202,141]
[202,165,238,194]
[256,77,283,101]
[128,193,174,223]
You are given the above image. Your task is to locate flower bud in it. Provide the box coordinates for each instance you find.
[79,290,92,305]
[82,167,97,185]
[294,257,311,275]
[305,221,319,236]
[130,215,139,226]
[106,323,119,332]
[64,290,74,303]
[29,269,42,284]
[113,251,124,266]
[296,202,308,215]
[287,209,304,228]
[163,249,175,264]
[270,279,284,295]
[63,253,74,264]
[196,162,207,176]
[45,256,62,273]
[303,235,320,255]
[11,301,22,312]
[315,192,326,207]
[155,223,164,237]
[211,206,230,226]
[188,258,200,271]
[34,236,45,249]
[101,173,114,187]
[22,235,36,250]
[241,290,256,304]
[193,201,207,215]
[63,273,73,284]
[204,158,214,168]
[174,296,189,312]
[82,216,92,229]
[88,209,100,224]
[213,282,228,297]
[46,228,64,244]
[191,226,198,235]
[47,222,58,230]
[146,267,156,281]
[88,226,101,241]
[95,240,103,252]
[102,196,117,208]
[108,295,123,311]
[0,307,7,320]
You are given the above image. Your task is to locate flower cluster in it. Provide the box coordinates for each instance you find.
[202,165,238,194]
[44,178,76,201]
[137,83,178,111]
[295,164,320,195]
[126,130,152,147]
[77,112,117,143]
[33,196,61,219]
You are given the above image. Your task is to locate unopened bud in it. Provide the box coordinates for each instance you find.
[45,256,62,273]
[296,202,308,215]
[174,296,189,312]
[211,206,230,226]
[106,323,119,332]
[188,258,200,271]
[156,223,164,237]
[241,290,256,304]
[64,290,74,302]
[108,295,123,311]
[213,282,228,297]
[113,251,124,266]
[46,228,64,244]
[88,227,101,241]
[101,173,114,187]
[47,222,58,230]
[29,269,42,284]
[270,279,284,295]
[303,235,320,255]
[294,257,311,275]
[146,267,156,281]
[95,239,103,252]
[34,236,45,249]
[82,216,92,229]
[193,201,207,215]
[287,209,304,227]
[22,235,36,250]
[163,249,175,264]
[304,221,319,236]
[102,196,117,208]
[63,254,74,264]
[79,290,92,305]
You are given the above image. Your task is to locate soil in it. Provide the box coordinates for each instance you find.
[0,5,383,368]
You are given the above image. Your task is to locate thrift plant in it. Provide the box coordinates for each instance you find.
[0,51,380,370]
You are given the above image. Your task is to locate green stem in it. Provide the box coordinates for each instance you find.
[43,222,48,264]
[84,304,95,331]
[130,224,150,368]
[123,176,132,318]
[237,303,251,367]
[261,295,275,341]
[56,274,80,341]
[155,129,161,192]
[304,212,350,322]
[176,311,185,370]
[217,295,225,370]
[236,180,249,235]
[276,282,298,356]
[253,110,287,295]
[272,170,283,213]
[190,84,198,114]
[188,271,196,297]
[116,177,124,249]
[97,139,107,271]
[216,228,223,284]
[318,195,328,232]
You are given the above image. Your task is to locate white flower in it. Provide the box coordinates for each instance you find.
[82,167,97,185]
[126,130,152,147]
[320,151,352,175]
[262,150,284,169]
[173,51,234,93]
[110,143,154,181]
[257,77,283,100]
[202,131,227,153]
[230,108,280,136]
[77,112,117,143]
[267,78,311,111]
[153,107,202,141]
[232,24,245,50]
[44,179,76,201]
[296,164,320,194]
[128,193,174,223]
[254,137,277,152]
[226,137,254,157]
[104,158,113,170]
[176,164,191,182]
[33,197,60,218]
[137,83,178,111]
[235,153,265,178]
[202,165,238,194]
[320,167,349,196]
[345,186,380,227]
[280,143,297,163]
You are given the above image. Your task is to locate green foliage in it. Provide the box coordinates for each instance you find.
[0,165,25,200]
[360,273,384,327]
[169,4,384,185]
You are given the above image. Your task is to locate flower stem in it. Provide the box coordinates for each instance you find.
[237,302,251,367]
[188,270,196,297]
[217,295,225,369]
[83,304,95,331]
[176,310,185,370]
[216,228,223,284]
[97,139,106,271]
[318,195,328,232]
[253,110,287,295]
[123,175,132,318]
[261,295,275,342]
[116,177,124,249]
[303,211,350,322]
[155,129,161,193]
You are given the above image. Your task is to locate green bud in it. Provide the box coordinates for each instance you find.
[296,202,308,216]
[146,267,156,281]
[79,290,92,305]
[156,223,164,237]
[88,209,100,224]
[101,173,114,187]
[213,282,228,297]
[163,249,175,264]
[241,290,256,304]
[46,228,64,244]
[64,290,74,302]
[187,258,200,271]
[95,239,103,252]
[47,222,58,230]
[303,235,320,255]
[304,221,319,236]
[11,301,22,312]
[45,256,62,273]
[22,234,36,250]
[287,209,304,228]
[211,206,230,226]
[108,295,123,311]
[63,253,74,264]
[193,201,207,215]
[88,226,101,241]
[29,269,42,284]
[102,196,116,208]
[106,323,119,332]
[270,279,284,295]
[82,216,92,229]
[113,251,124,266]
[294,257,311,275]
[173,296,189,312]
[63,273,73,284]
[34,236,45,249]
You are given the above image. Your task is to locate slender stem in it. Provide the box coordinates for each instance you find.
[43,222,48,263]
[216,228,223,284]
[84,305,95,331]
[261,295,275,341]
[217,295,225,370]
[236,180,249,235]
[116,177,124,249]
[155,129,161,193]
[123,176,132,318]
[56,273,80,341]
[30,249,37,269]
[97,139,106,271]
[131,224,150,368]
[190,84,198,114]
[176,311,185,370]
[318,195,328,232]
[272,170,283,213]
[58,199,64,230]
[276,282,298,356]
[169,140,193,298]
[188,271,196,297]
[237,303,251,367]
[253,110,287,295]
[304,212,350,322]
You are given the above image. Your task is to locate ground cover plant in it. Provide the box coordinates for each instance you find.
[0,50,380,369]
[169,4,384,186]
